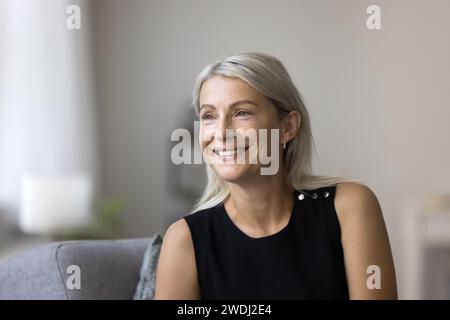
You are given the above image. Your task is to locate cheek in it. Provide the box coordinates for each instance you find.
[255,126,281,157]
[249,113,277,130]
[251,114,277,131]
[199,125,214,147]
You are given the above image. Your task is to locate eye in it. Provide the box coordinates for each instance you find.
[235,110,252,117]
[201,113,215,120]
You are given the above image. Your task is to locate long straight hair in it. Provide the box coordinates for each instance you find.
[190,52,360,213]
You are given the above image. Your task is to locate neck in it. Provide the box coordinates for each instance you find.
[224,169,294,229]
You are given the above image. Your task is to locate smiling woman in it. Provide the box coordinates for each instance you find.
[154,52,397,300]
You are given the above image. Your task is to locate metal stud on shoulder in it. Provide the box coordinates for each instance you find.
[298,193,305,200]
[324,191,330,198]
[312,193,318,199]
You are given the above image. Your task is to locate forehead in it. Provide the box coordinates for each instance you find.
[199,76,264,105]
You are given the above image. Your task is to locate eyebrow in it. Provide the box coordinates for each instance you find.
[199,99,258,112]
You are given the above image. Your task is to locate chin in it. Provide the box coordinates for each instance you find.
[213,164,254,183]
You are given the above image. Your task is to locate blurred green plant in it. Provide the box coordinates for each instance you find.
[89,197,125,239]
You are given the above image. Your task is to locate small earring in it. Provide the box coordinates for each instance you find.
[283,140,286,149]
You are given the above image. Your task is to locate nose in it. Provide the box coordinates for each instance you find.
[215,115,235,143]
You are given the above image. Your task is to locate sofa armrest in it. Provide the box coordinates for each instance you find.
[0,238,150,300]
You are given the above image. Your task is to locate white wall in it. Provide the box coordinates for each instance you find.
[92,0,450,298]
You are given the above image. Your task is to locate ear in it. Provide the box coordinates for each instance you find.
[281,110,301,144]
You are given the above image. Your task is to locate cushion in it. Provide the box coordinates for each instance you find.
[133,233,163,299]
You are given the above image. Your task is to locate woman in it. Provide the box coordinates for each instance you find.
[155,52,397,300]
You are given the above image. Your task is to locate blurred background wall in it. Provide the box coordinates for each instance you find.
[1,0,450,299]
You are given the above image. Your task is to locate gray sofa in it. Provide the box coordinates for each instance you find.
[0,238,151,299]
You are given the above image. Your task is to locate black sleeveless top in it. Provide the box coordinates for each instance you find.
[183,185,349,300]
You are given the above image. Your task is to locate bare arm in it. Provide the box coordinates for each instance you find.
[335,183,397,299]
[154,218,201,299]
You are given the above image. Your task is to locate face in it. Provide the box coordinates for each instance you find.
[198,76,285,183]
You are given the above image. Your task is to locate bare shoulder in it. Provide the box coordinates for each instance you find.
[334,182,382,225]
[159,218,196,265]
[164,218,193,245]
[333,182,397,299]
[154,218,200,299]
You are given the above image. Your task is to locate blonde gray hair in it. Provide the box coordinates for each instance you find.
[190,52,359,213]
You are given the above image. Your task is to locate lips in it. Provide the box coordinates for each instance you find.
[212,145,249,157]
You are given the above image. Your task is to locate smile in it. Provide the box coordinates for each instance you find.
[212,146,249,157]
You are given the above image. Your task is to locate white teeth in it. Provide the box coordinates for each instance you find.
[218,150,236,156]
[214,147,248,157]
